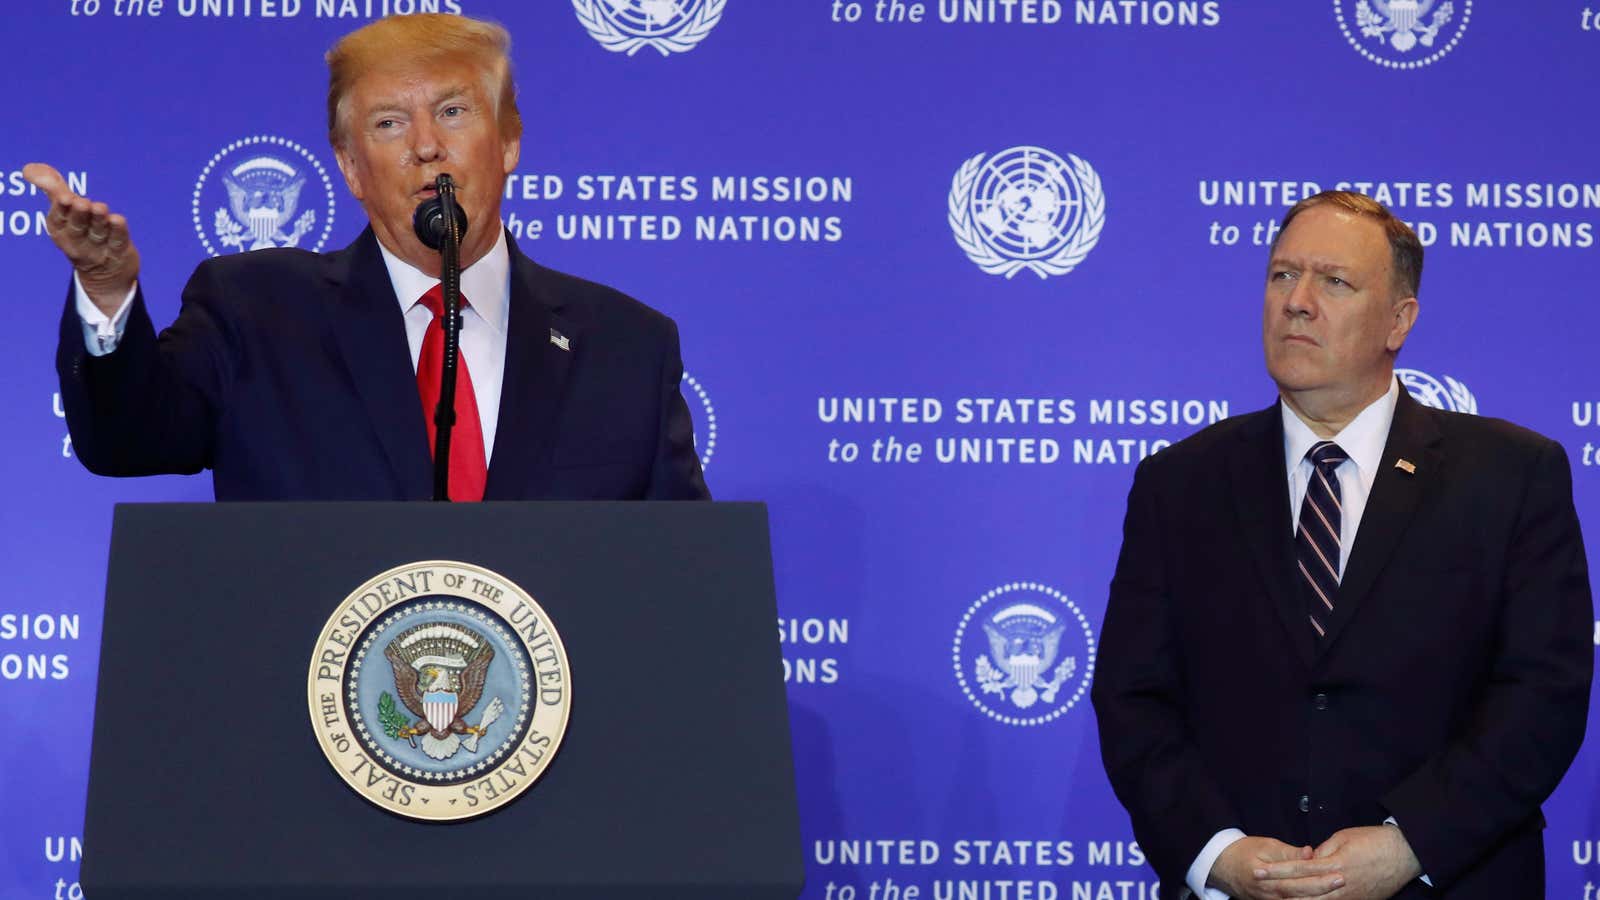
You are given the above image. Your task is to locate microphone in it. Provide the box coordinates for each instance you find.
[412,184,469,250]
[412,174,468,502]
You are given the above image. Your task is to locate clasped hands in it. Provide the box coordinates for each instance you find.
[1208,825,1423,900]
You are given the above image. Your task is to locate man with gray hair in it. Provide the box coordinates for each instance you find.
[1093,191,1591,898]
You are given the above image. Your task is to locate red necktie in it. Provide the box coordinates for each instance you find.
[416,285,487,502]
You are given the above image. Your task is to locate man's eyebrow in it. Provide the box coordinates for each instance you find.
[430,85,472,104]
[359,86,472,115]
[1268,254,1355,274]
[361,100,409,116]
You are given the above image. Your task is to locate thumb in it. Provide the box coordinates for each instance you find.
[22,163,70,201]
[1257,839,1309,862]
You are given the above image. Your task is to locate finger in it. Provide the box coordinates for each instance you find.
[1254,842,1315,862]
[1256,857,1343,880]
[62,195,95,236]
[86,201,113,242]
[1256,873,1347,898]
[105,213,131,248]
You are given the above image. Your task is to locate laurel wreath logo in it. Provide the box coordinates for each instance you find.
[1397,369,1478,414]
[572,0,726,57]
[948,149,1106,281]
[1335,0,1471,70]
[1442,375,1478,414]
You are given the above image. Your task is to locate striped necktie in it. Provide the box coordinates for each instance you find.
[1297,440,1347,639]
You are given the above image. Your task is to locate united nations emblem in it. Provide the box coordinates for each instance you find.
[572,0,726,57]
[307,561,571,821]
[953,582,1096,726]
[1334,0,1471,69]
[683,371,717,471]
[193,135,336,257]
[1397,367,1478,414]
[948,146,1106,281]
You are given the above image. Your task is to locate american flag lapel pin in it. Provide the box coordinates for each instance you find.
[1394,458,1416,475]
[550,329,570,351]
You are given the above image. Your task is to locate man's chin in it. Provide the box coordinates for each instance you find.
[1265,362,1326,396]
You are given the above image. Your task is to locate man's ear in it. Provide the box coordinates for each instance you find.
[334,142,365,201]
[1387,296,1419,352]
[501,134,521,178]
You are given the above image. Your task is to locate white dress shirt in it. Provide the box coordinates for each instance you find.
[1185,378,1405,900]
[75,226,513,463]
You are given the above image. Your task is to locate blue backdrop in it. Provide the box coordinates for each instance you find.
[6,1,1599,897]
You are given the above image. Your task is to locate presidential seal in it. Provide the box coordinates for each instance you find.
[682,370,717,471]
[307,561,571,821]
[949,145,1106,281]
[1397,367,1478,414]
[953,581,1096,727]
[1333,0,1471,70]
[572,0,726,57]
[193,135,337,257]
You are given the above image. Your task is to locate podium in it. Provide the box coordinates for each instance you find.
[81,502,804,900]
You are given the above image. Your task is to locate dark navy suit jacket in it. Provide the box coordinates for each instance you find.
[57,228,709,501]
[1092,388,1591,898]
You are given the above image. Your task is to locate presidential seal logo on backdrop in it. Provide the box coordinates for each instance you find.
[953,581,1096,726]
[572,0,726,57]
[1333,0,1471,69]
[1397,367,1478,413]
[194,135,336,258]
[307,561,571,821]
[683,371,718,471]
[948,146,1106,281]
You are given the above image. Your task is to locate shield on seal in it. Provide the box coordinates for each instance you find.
[1387,0,1420,33]
[423,691,458,733]
[1005,654,1042,687]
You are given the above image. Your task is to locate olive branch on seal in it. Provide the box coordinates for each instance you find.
[377,691,410,739]
[572,0,726,57]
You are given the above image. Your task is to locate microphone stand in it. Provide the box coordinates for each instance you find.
[431,174,464,502]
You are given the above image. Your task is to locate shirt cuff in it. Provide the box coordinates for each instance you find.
[1383,816,1432,887]
[75,273,137,357]
[1185,828,1246,899]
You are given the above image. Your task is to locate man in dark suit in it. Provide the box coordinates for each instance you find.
[30,13,707,502]
[1092,191,1591,899]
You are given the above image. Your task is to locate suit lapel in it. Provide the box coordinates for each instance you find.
[1228,402,1317,668]
[1318,387,1442,655]
[483,237,581,500]
[328,229,432,498]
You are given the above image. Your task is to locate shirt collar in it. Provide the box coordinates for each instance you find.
[376,224,511,336]
[1282,376,1400,478]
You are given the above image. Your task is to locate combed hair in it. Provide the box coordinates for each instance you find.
[325,13,522,147]
[1273,190,1423,299]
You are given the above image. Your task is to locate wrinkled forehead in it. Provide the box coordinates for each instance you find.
[1273,206,1393,272]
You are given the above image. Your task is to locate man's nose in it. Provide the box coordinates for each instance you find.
[410,118,447,163]
[1284,279,1317,317]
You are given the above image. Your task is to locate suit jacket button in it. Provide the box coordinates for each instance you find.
[1313,692,1330,710]
[1298,794,1310,813]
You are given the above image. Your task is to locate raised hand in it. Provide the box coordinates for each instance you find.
[25,162,140,316]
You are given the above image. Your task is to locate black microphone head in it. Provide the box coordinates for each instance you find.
[412,191,469,250]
